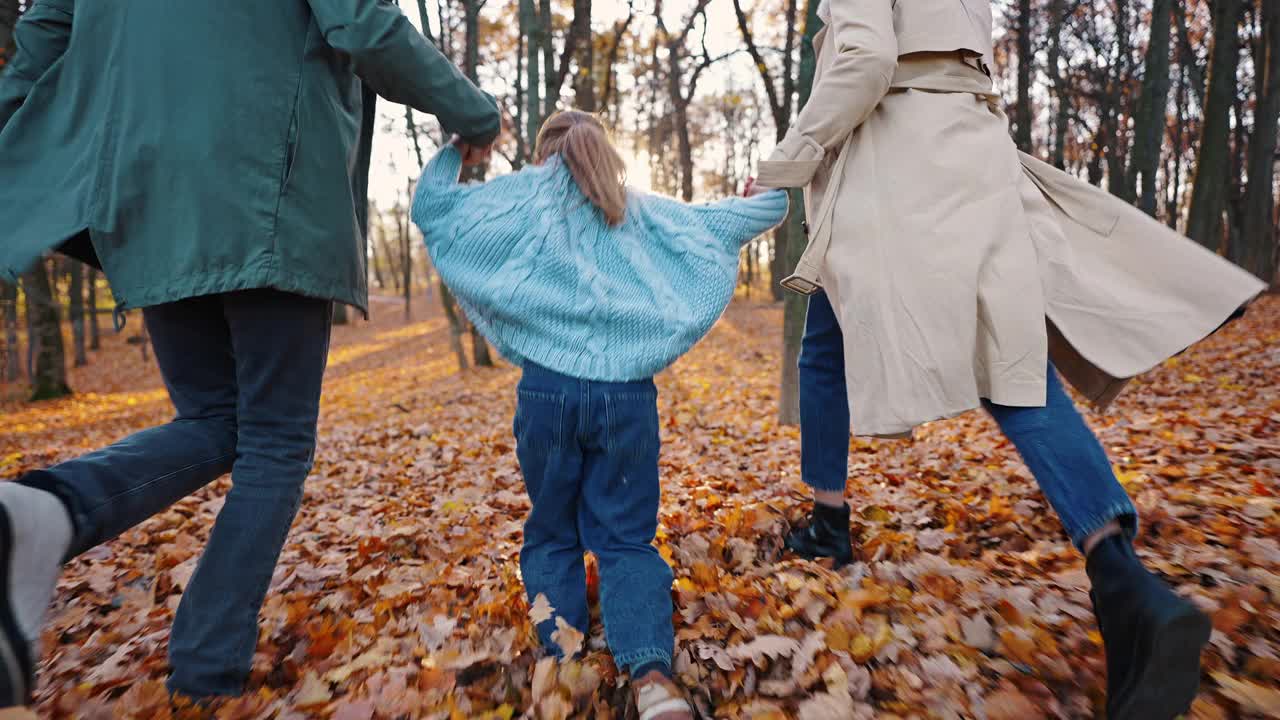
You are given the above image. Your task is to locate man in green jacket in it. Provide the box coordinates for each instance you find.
[0,0,499,705]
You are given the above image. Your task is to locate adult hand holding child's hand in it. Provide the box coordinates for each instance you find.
[452,135,494,166]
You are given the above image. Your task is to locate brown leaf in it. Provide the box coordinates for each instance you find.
[291,670,331,708]
[551,617,584,658]
[1213,672,1280,718]
[984,687,1046,720]
[330,699,375,720]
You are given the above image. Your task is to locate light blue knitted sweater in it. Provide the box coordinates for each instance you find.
[411,146,789,381]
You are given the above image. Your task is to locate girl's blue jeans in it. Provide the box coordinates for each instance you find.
[798,291,1137,548]
[514,362,674,674]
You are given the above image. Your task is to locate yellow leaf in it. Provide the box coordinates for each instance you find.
[861,505,891,522]
[849,634,874,663]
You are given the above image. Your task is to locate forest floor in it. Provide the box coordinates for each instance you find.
[1,293,1278,720]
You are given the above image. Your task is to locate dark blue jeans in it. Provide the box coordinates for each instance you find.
[514,363,674,674]
[19,290,332,697]
[799,290,1136,548]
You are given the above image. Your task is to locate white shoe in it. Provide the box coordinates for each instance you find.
[0,483,72,707]
[634,670,693,720]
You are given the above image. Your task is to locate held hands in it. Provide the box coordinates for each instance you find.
[452,135,494,167]
[742,177,769,198]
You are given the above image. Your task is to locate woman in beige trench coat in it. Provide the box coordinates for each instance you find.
[757,0,1266,718]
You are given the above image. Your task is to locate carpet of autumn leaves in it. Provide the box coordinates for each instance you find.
[1,293,1278,720]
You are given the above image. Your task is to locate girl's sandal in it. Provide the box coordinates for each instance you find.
[634,671,694,720]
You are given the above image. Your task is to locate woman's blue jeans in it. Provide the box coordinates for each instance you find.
[798,290,1137,548]
[514,362,674,674]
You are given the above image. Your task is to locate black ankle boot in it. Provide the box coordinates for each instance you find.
[785,502,854,567]
[1085,534,1211,720]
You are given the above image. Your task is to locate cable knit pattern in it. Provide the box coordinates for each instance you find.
[412,145,789,381]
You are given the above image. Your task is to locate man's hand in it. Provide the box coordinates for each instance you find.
[452,135,494,167]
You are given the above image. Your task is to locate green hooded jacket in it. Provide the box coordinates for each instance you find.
[0,0,500,316]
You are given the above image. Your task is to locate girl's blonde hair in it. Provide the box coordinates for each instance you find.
[534,111,628,226]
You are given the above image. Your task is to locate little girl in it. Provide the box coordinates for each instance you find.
[412,111,787,719]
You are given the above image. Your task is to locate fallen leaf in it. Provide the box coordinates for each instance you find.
[291,670,331,708]
[551,617,584,658]
[984,686,1046,720]
[1213,672,1280,717]
[727,635,801,664]
[529,593,555,626]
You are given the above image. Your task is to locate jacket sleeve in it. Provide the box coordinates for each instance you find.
[757,0,897,188]
[305,0,501,144]
[0,0,74,133]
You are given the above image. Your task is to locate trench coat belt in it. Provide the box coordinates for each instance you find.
[781,53,999,296]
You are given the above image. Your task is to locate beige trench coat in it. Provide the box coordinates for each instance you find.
[759,0,1266,438]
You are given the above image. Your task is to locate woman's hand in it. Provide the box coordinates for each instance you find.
[742,177,769,197]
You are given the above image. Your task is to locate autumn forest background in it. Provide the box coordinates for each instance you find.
[0,0,1278,717]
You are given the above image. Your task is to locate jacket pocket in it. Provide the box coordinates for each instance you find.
[281,110,300,189]
[279,24,313,192]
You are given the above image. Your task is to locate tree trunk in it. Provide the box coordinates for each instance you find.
[463,0,480,84]
[400,205,412,322]
[572,0,596,112]
[87,268,101,350]
[665,41,696,201]
[1,280,19,382]
[1167,64,1187,228]
[522,0,544,155]
[438,279,471,371]
[417,0,432,37]
[1186,0,1245,252]
[1128,0,1173,215]
[778,191,807,426]
[600,5,635,121]
[470,324,493,366]
[67,260,87,367]
[779,0,824,426]
[370,214,389,290]
[1175,0,1207,108]
[1013,0,1034,152]
[1047,0,1070,169]
[541,0,555,119]
[514,12,529,166]
[1227,82,1247,242]
[1238,0,1280,282]
[381,216,402,293]
[461,11,495,367]
[768,229,786,301]
[1107,0,1132,199]
[23,262,71,401]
